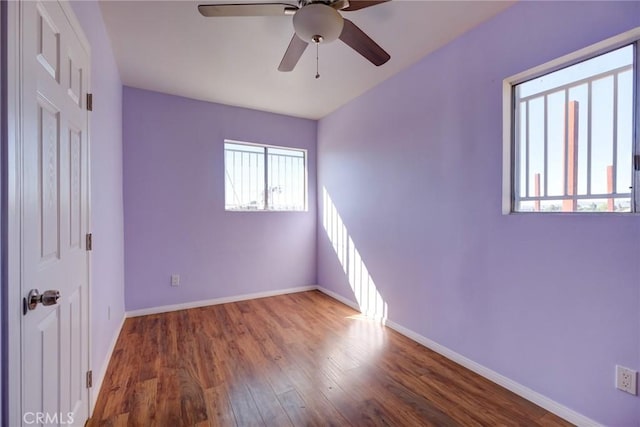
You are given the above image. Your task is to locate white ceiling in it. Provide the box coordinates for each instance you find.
[100,0,513,119]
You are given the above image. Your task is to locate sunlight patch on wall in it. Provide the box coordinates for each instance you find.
[322,187,387,321]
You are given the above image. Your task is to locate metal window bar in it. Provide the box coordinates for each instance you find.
[634,41,640,212]
[224,151,242,208]
[563,89,568,199]
[248,152,253,205]
[264,147,269,209]
[587,81,592,196]
[287,157,292,208]
[543,94,549,197]
[267,150,305,210]
[241,152,246,205]
[612,73,619,194]
[515,64,633,212]
[525,100,530,198]
[289,158,294,208]
[270,153,276,208]
[513,97,523,201]
[517,65,632,103]
[225,147,265,210]
[519,193,630,201]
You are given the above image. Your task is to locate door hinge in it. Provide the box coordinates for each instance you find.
[86,233,92,251]
[86,370,93,388]
[634,154,640,171]
[86,93,93,111]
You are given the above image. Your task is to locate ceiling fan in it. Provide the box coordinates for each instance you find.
[198,0,391,73]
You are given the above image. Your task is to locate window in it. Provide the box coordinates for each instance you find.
[504,30,640,213]
[224,141,307,211]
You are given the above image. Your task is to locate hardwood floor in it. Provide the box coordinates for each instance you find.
[89,291,573,427]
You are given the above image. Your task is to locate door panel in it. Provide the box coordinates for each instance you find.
[36,4,60,81]
[38,98,61,263]
[67,57,82,106]
[39,309,61,421]
[67,287,84,416]
[69,128,82,249]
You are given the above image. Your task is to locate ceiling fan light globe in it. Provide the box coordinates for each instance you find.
[293,4,344,43]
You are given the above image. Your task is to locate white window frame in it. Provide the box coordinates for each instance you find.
[502,27,640,214]
[224,139,308,212]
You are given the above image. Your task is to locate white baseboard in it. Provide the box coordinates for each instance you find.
[316,288,600,427]
[126,285,317,317]
[316,286,360,311]
[90,314,126,412]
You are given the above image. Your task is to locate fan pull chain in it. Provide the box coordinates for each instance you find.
[315,42,320,79]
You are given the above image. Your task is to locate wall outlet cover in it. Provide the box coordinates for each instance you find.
[171,274,180,287]
[616,365,637,395]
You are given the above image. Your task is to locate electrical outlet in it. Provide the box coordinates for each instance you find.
[616,365,637,395]
[171,274,180,287]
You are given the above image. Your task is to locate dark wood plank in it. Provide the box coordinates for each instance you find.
[202,386,237,427]
[127,379,157,427]
[89,291,574,427]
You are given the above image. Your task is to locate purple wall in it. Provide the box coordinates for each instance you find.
[317,2,640,425]
[123,87,317,311]
[70,0,126,392]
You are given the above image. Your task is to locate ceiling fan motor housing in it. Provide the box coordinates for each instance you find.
[293,3,344,43]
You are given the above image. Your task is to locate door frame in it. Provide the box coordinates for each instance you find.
[6,1,93,425]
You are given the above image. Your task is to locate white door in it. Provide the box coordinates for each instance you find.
[20,1,91,425]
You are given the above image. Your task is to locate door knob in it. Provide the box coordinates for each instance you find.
[26,289,60,311]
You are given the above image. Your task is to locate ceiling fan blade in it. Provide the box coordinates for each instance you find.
[198,3,298,17]
[341,0,389,12]
[278,34,309,72]
[330,0,350,10]
[339,19,390,66]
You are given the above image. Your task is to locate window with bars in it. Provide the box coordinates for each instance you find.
[505,34,639,213]
[224,141,307,211]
